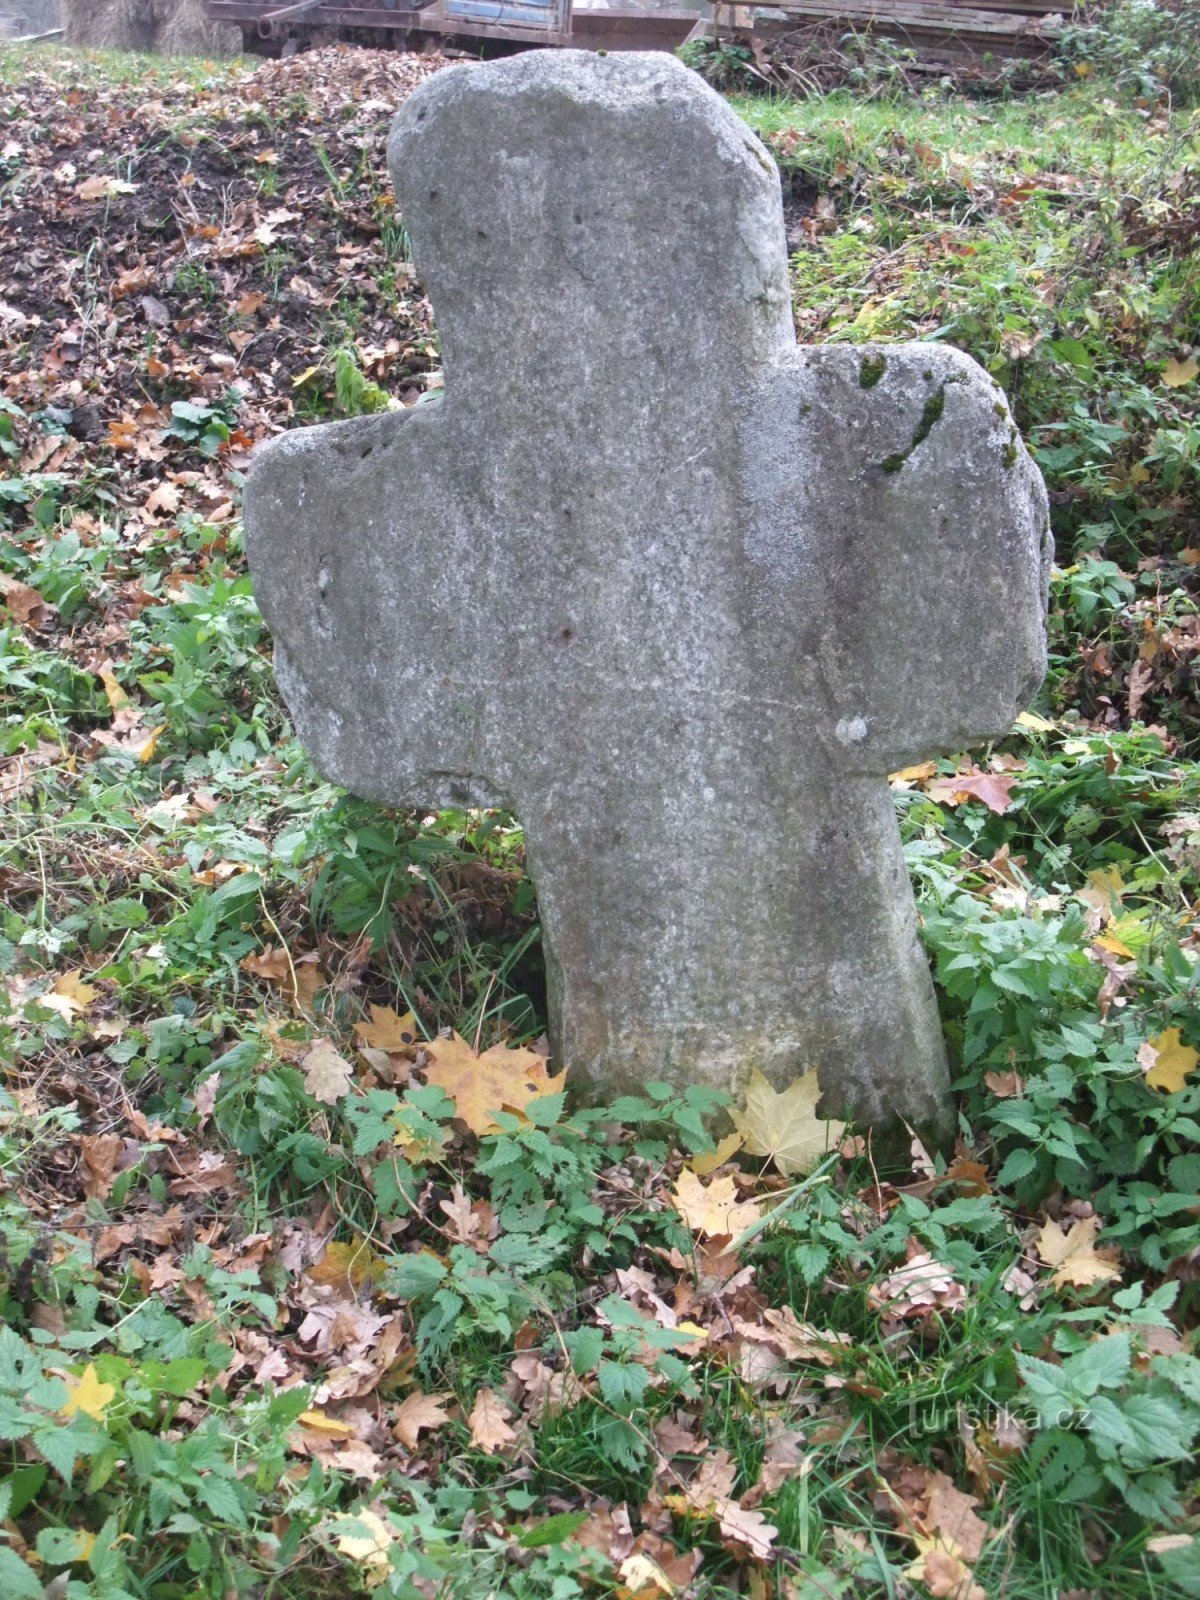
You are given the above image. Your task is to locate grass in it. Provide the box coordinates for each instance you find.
[1,33,1199,1600]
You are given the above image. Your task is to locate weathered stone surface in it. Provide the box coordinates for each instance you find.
[245,51,1051,1141]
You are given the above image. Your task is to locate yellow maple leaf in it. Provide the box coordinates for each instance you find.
[671,1169,762,1240]
[689,1132,744,1176]
[888,760,938,787]
[1076,865,1124,923]
[1035,1215,1121,1289]
[1140,1027,1199,1094]
[136,723,167,764]
[354,1005,419,1053]
[307,1238,387,1293]
[98,668,129,714]
[422,1032,560,1136]
[60,1363,116,1422]
[1162,354,1198,389]
[391,1117,448,1164]
[297,1409,357,1439]
[48,969,99,1016]
[729,1067,846,1177]
[330,1508,395,1586]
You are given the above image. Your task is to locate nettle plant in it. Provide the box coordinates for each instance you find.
[905,727,1200,1281]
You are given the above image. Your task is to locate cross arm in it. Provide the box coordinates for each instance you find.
[244,406,509,811]
[740,342,1052,774]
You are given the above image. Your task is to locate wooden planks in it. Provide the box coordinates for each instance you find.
[205,0,1080,55]
[720,0,1067,35]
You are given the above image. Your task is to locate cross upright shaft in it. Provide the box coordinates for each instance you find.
[246,52,1051,1141]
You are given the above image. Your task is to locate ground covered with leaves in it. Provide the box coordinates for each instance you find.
[1,36,1199,1600]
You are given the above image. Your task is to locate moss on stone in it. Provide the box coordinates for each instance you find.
[859,352,887,389]
[910,386,945,450]
[877,383,946,474]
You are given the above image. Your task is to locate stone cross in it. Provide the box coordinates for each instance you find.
[245,52,1050,1142]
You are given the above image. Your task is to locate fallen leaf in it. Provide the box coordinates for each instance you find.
[307,1239,387,1295]
[354,1005,419,1053]
[870,1247,966,1318]
[927,770,1018,815]
[60,1363,116,1422]
[671,1170,762,1240]
[297,1408,356,1439]
[617,1552,675,1597]
[690,1131,744,1176]
[1139,1027,1198,1093]
[136,724,166,763]
[467,1387,517,1455]
[913,1543,986,1600]
[303,1039,354,1104]
[144,479,181,517]
[889,760,937,786]
[76,174,138,200]
[393,1389,451,1450]
[1,576,54,626]
[1077,865,1124,923]
[330,1508,395,1584]
[423,1031,560,1136]
[983,1069,1023,1098]
[80,1134,122,1200]
[1162,354,1198,388]
[1035,1215,1121,1289]
[734,1305,850,1367]
[50,960,98,1011]
[718,1503,777,1562]
[925,1472,989,1562]
[98,668,130,714]
[729,1066,845,1177]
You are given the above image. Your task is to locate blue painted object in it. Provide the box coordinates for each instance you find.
[444,0,569,31]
